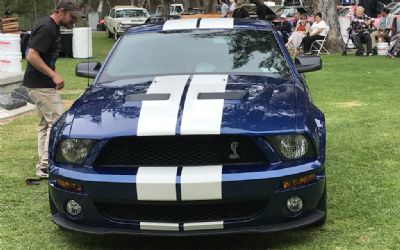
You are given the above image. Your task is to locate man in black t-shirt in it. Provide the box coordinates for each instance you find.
[23,0,82,178]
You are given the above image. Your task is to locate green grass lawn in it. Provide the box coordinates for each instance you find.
[1,32,400,249]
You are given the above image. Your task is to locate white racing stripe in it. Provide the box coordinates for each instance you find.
[140,222,179,231]
[180,75,228,135]
[163,18,198,31]
[136,167,178,201]
[137,75,189,136]
[199,18,234,29]
[181,165,222,201]
[184,221,224,231]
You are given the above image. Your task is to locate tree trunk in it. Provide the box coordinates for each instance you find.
[161,0,172,15]
[312,0,344,53]
[205,0,216,13]
[97,0,103,13]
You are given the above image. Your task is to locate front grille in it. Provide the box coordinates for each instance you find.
[96,200,266,223]
[94,135,267,166]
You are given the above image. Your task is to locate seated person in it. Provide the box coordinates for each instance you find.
[370,8,393,50]
[286,13,310,56]
[387,17,400,58]
[291,12,300,31]
[350,6,374,56]
[301,12,329,54]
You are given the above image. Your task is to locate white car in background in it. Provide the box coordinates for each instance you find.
[154,4,185,16]
[104,6,150,40]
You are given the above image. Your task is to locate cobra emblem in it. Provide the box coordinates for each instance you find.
[229,142,240,160]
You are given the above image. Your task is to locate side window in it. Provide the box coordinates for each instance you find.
[110,9,115,18]
[176,6,183,13]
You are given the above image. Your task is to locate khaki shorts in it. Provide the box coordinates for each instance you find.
[27,88,63,171]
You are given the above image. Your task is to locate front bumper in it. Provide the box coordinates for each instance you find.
[52,210,325,236]
[49,161,326,235]
[117,24,144,35]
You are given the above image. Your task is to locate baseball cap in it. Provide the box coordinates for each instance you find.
[56,0,84,18]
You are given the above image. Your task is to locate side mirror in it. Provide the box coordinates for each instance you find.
[295,55,322,73]
[75,62,101,79]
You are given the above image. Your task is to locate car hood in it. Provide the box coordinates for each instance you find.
[68,75,299,138]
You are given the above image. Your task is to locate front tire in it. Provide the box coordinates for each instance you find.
[106,28,112,38]
[114,30,120,41]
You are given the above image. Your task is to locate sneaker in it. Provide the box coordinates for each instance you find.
[35,166,49,179]
[368,52,374,56]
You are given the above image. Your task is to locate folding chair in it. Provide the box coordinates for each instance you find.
[310,29,330,55]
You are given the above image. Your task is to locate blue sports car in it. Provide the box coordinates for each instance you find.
[49,18,326,235]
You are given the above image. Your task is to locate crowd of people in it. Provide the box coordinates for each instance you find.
[219,0,400,58]
[349,6,400,57]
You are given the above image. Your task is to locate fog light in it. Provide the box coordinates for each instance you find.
[286,196,303,212]
[66,200,82,216]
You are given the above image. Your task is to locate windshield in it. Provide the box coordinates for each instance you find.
[98,30,292,84]
[115,9,148,18]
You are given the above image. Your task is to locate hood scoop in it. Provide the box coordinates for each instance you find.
[126,93,171,101]
[197,91,247,101]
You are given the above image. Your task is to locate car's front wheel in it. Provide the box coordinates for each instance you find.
[106,28,112,38]
[114,30,120,41]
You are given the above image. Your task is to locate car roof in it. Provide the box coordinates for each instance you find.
[126,18,275,35]
[113,5,147,10]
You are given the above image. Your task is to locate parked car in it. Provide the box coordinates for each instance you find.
[154,4,184,16]
[104,6,150,40]
[282,0,304,6]
[181,8,205,15]
[242,1,258,18]
[146,15,181,23]
[49,18,327,235]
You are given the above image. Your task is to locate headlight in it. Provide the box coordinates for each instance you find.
[117,22,123,30]
[56,139,96,164]
[267,134,315,160]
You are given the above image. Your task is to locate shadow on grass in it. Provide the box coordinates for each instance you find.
[58,228,317,250]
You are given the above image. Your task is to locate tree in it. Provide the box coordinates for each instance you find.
[160,0,172,15]
[205,0,216,13]
[311,0,344,53]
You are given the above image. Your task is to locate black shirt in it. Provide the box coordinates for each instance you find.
[23,17,61,88]
[232,8,249,19]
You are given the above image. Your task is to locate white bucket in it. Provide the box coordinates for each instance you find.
[377,42,388,56]
[0,33,21,53]
[72,27,92,58]
[0,52,22,73]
